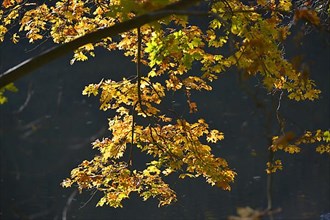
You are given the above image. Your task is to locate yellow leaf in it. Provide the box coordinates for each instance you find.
[279,0,292,11]
[207,129,224,143]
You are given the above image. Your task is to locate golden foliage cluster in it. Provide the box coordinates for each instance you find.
[1,0,328,207]
[267,130,330,173]
[270,130,330,155]
[0,82,17,104]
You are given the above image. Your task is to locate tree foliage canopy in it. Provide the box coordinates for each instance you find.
[1,0,329,208]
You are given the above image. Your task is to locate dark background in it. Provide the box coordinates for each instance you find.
[0,20,329,220]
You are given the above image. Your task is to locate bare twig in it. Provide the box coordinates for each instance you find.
[62,189,78,220]
[79,189,97,209]
[128,27,142,166]
[136,27,142,109]
[14,82,34,114]
[276,91,285,134]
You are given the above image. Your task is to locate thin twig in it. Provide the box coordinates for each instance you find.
[137,27,142,109]
[276,91,285,134]
[128,27,142,166]
[79,189,97,209]
[62,189,78,220]
[14,82,34,114]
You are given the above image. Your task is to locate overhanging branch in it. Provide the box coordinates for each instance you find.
[0,0,203,88]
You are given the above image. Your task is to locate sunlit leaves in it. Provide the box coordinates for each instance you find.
[268,130,329,173]
[0,0,322,103]
[2,0,22,9]
[231,16,245,36]
[231,16,320,100]
[61,158,177,208]
[82,77,165,115]
[316,145,330,154]
[0,25,7,42]
[92,138,127,160]
[270,130,330,155]
[77,64,237,206]
[278,0,292,11]
[183,76,212,91]
[207,130,224,143]
[62,104,235,206]
[145,25,205,77]
[323,131,330,142]
[70,44,95,64]
[266,160,283,174]
[2,0,327,208]
[0,83,18,104]
[53,0,326,207]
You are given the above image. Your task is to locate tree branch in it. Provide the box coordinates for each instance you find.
[0,0,203,88]
[129,27,142,167]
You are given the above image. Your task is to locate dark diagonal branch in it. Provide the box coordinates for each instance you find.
[0,0,203,88]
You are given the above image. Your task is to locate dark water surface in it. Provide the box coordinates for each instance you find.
[0,29,329,219]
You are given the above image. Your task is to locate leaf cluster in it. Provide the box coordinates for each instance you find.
[267,130,330,173]
[1,0,328,208]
